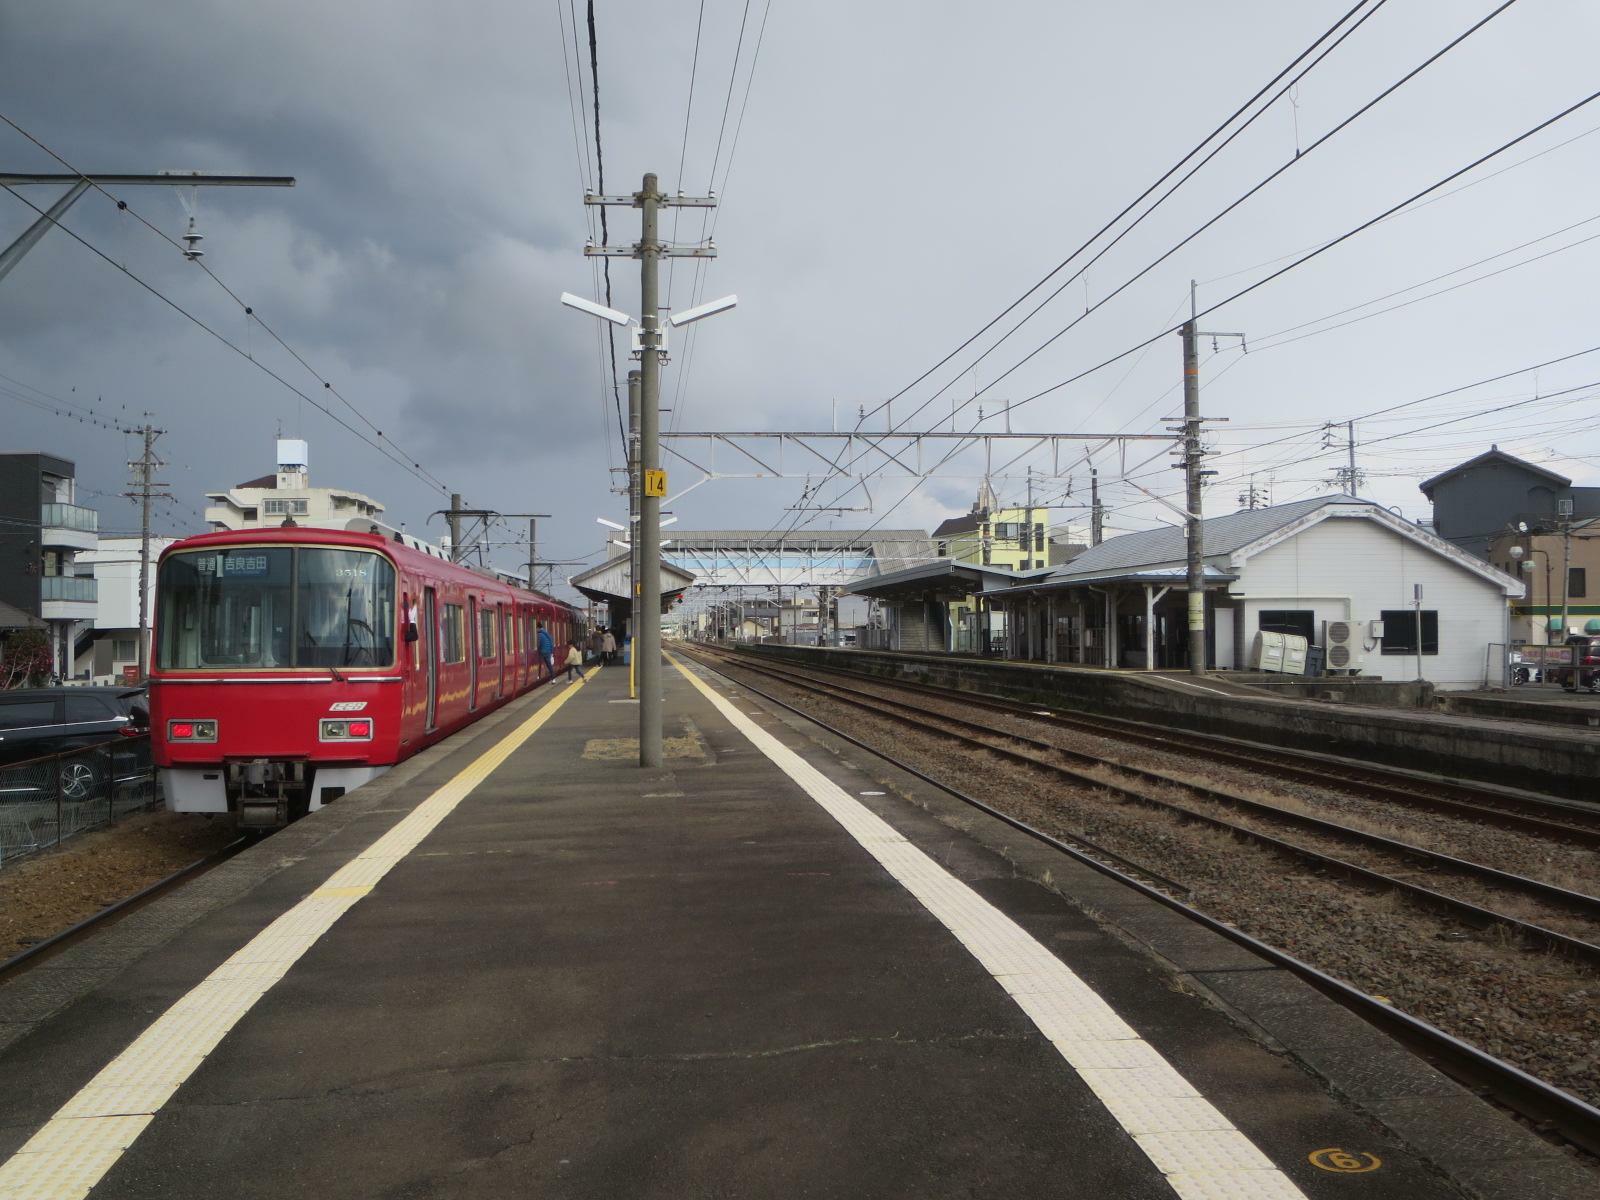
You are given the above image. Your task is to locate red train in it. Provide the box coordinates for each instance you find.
[150,526,581,827]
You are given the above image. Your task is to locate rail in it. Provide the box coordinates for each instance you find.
[682,644,1600,1155]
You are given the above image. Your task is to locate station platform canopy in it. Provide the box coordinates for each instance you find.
[568,552,695,625]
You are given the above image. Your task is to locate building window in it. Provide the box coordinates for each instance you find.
[937,541,948,557]
[242,508,258,521]
[1570,567,1587,599]
[1034,523,1045,551]
[442,604,465,663]
[1379,609,1438,655]
[263,499,309,516]
[1258,610,1315,641]
[112,638,137,661]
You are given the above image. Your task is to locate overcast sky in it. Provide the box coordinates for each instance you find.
[3,0,1598,593]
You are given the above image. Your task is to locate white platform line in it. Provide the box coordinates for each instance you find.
[670,655,1306,1200]
[0,671,594,1200]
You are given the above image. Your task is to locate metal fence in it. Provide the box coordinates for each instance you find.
[0,736,156,868]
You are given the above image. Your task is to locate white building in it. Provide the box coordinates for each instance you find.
[75,535,179,683]
[205,439,386,531]
[982,495,1521,690]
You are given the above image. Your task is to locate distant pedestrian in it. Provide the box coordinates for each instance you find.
[602,628,617,665]
[588,627,603,662]
[536,623,555,679]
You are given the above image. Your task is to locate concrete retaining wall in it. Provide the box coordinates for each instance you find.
[737,644,1599,802]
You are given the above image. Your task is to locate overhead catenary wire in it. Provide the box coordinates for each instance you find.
[665,0,708,313]
[781,83,1600,570]
[0,111,454,498]
[668,0,765,439]
[784,0,1514,542]
[0,181,450,496]
[582,0,628,460]
[751,2,1390,555]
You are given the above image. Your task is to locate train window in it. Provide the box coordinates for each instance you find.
[442,604,466,663]
[157,547,294,668]
[479,605,497,659]
[297,549,396,667]
[157,547,395,669]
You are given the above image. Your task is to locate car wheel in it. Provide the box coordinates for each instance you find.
[58,759,100,802]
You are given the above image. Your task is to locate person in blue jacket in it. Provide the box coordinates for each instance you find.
[536,623,555,679]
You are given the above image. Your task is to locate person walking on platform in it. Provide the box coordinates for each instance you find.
[588,627,604,664]
[563,639,584,683]
[536,623,555,680]
[602,628,617,665]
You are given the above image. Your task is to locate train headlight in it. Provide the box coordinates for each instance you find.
[167,719,217,742]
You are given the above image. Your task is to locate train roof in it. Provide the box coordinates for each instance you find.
[161,526,578,611]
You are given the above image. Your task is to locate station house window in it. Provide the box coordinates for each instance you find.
[1570,567,1587,599]
[1379,609,1438,655]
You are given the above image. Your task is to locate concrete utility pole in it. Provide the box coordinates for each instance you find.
[1179,319,1206,676]
[123,423,169,680]
[582,175,720,769]
[1174,282,1243,677]
[1090,469,1103,546]
[627,368,642,699]
[1560,498,1575,639]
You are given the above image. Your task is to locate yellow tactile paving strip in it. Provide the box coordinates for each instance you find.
[669,653,1308,1200]
[0,673,591,1200]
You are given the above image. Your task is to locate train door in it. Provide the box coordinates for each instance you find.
[424,587,438,732]
[468,596,479,711]
[496,603,506,699]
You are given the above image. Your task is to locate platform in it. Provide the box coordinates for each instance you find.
[0,657,1589,1198]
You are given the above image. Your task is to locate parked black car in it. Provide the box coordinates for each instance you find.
[0,687,150,799]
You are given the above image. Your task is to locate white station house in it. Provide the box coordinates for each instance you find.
[979,495,1521,690]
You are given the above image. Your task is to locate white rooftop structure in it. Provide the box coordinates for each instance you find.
[205,439,385,531]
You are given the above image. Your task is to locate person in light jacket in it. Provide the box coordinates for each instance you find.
[602,628,617,665]
[564,640,584,682]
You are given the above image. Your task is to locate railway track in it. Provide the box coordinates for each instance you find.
[677,644,1600,1156]
[0,837,247,985]
[689,645,1600,962]
[726,650,1600,844]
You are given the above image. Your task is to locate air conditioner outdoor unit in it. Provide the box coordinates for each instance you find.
[1324,618,1365,675]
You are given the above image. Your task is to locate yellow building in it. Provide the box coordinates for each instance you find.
[931,484,1050,650]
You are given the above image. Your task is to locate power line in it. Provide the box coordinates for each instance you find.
[665,0,708,312]
[0,181,449,495]
[774,83,1600,569]
[0,112,452,497]
[583,0,627,460]
[669,0,768,437]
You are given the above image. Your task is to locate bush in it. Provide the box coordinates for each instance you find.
[0,628,52,689]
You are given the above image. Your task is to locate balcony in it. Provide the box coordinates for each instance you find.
[40,574,97,621]
[40,502,98,552]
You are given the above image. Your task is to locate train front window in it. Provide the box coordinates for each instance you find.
[157,547,395,670]
[297,550,396,667]
[158,548,295,668]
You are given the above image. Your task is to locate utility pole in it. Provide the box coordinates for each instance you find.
[447,494,462,563]
[124,422,169,680]
[584,174,719,769]
[1173,282,1242,677]
[627,368,642,698]
[1090,469,1103,546]
[1560,498,1574,639]
[1327,420,1364,495]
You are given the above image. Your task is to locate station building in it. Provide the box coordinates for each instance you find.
[978,495,1520,689]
